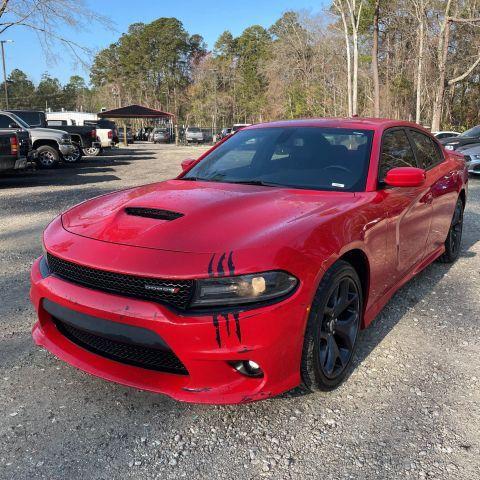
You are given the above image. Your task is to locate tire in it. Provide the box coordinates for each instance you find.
[82,146,102,156]
[438,197,464,263]
[36,145,60,169]
[62,143,82,163]
[301,260,363,391]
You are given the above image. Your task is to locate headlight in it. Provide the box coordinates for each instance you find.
[191,271,298,307]
[473,154,480,160]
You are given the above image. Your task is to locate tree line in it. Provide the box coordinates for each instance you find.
[2,1,479,130]
[0,70,95,111]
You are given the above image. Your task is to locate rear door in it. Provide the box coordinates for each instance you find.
[408,129,458,254]
[378,128,433,284]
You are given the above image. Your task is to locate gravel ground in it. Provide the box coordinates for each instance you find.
[1,143,479,480]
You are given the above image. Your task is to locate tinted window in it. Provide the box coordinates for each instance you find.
[0,114,12,128]
[184,127,374,192]
[410,130,442,169]
[11,111,44,126]
[379,129,416,180]
[460,125,480,137]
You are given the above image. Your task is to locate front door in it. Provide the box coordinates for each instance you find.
[377,128,433,287]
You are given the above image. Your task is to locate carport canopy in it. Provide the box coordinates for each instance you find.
[98,104,175,145]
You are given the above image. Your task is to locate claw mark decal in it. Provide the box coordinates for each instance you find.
[233,312,241,342]
[208,252,242,347]
[212,313,221,347]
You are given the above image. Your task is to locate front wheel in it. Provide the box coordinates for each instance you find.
[82,146,102,156]
[438,197,464,263]
[62,143,82,163]
[301,260,362,391]
[36,145,60,169]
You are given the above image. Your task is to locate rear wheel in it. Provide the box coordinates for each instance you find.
[438,197,464,263]
[82,146,102,156]
[301,260,362,391]
[62,143,82,163]
[36,145,59,169]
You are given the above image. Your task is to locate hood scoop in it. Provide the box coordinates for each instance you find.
[125,207,184,221]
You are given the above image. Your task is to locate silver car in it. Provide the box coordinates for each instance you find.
[458,143,480,174]
[185,126,204,144]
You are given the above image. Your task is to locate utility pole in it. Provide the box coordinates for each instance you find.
[0,40,13,109]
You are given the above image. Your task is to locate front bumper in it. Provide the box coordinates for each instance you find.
[466,157,480,174]
[30,256,308,404]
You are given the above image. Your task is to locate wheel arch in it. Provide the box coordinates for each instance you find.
[33,139,59,150]
[338,249,370,326]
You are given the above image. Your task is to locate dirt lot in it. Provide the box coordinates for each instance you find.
[1,143,479,480]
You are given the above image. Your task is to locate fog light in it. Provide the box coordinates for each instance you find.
[230,360,264,378]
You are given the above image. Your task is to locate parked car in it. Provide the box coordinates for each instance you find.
[219,127,232,140]
[457,143,480,174]
[46,111,117,156]
[185,126,204,144]
[31,118,467,404]
[84,119,118,154]
[45,120,101,159]
[232,123,251,132]
[152,128,170,144]
[0,110,76,168]
[118,127,134,144]
[0,130,30,173]
[439,125,480,150]
[432,131,461,139]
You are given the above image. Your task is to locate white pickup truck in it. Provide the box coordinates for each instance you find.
[46,111,118,156]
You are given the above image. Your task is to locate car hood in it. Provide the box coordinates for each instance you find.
[32,127,68,137]
[61,180,356,253]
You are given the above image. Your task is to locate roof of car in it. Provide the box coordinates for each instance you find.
[246,117,427,132]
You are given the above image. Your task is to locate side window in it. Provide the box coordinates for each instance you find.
[379,129,417,180]
[0,115,12,128]
[410,130,443,169]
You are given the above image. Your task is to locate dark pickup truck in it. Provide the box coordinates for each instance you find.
[9,110,102,161]
[0,130,31,173]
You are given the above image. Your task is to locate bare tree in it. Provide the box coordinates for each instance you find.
[372,0,380,117]
[0,0,111,66]
[333,0,365,116]
[431,6,480,130]
[411,0,430,124]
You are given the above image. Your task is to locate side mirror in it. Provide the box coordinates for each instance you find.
[384,167,426,188]
[9,123,19,129]
[181,158,196,171]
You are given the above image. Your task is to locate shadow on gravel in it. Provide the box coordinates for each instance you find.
[284,208,480,400]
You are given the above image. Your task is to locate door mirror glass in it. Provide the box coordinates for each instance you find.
[384,167,426,188]
[9,123,19,129]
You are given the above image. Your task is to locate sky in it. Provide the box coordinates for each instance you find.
[2,0,328,86]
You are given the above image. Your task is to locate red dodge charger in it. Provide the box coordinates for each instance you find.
[30,118,467,404]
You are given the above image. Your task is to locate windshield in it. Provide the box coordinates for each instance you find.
[184,127,374,191]
[460,125,480,137]
[8,112,31,129]
[188,127,200,132]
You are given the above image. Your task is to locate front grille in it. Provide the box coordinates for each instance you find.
[47,253,194,310]
[125,207,184,221]
[53,317,188,374]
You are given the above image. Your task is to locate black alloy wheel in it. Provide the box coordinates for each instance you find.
[319,276,360,379]
[301,260,362,391]
[438,197,464,263]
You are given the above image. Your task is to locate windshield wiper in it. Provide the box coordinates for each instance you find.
[223,179,281,187]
